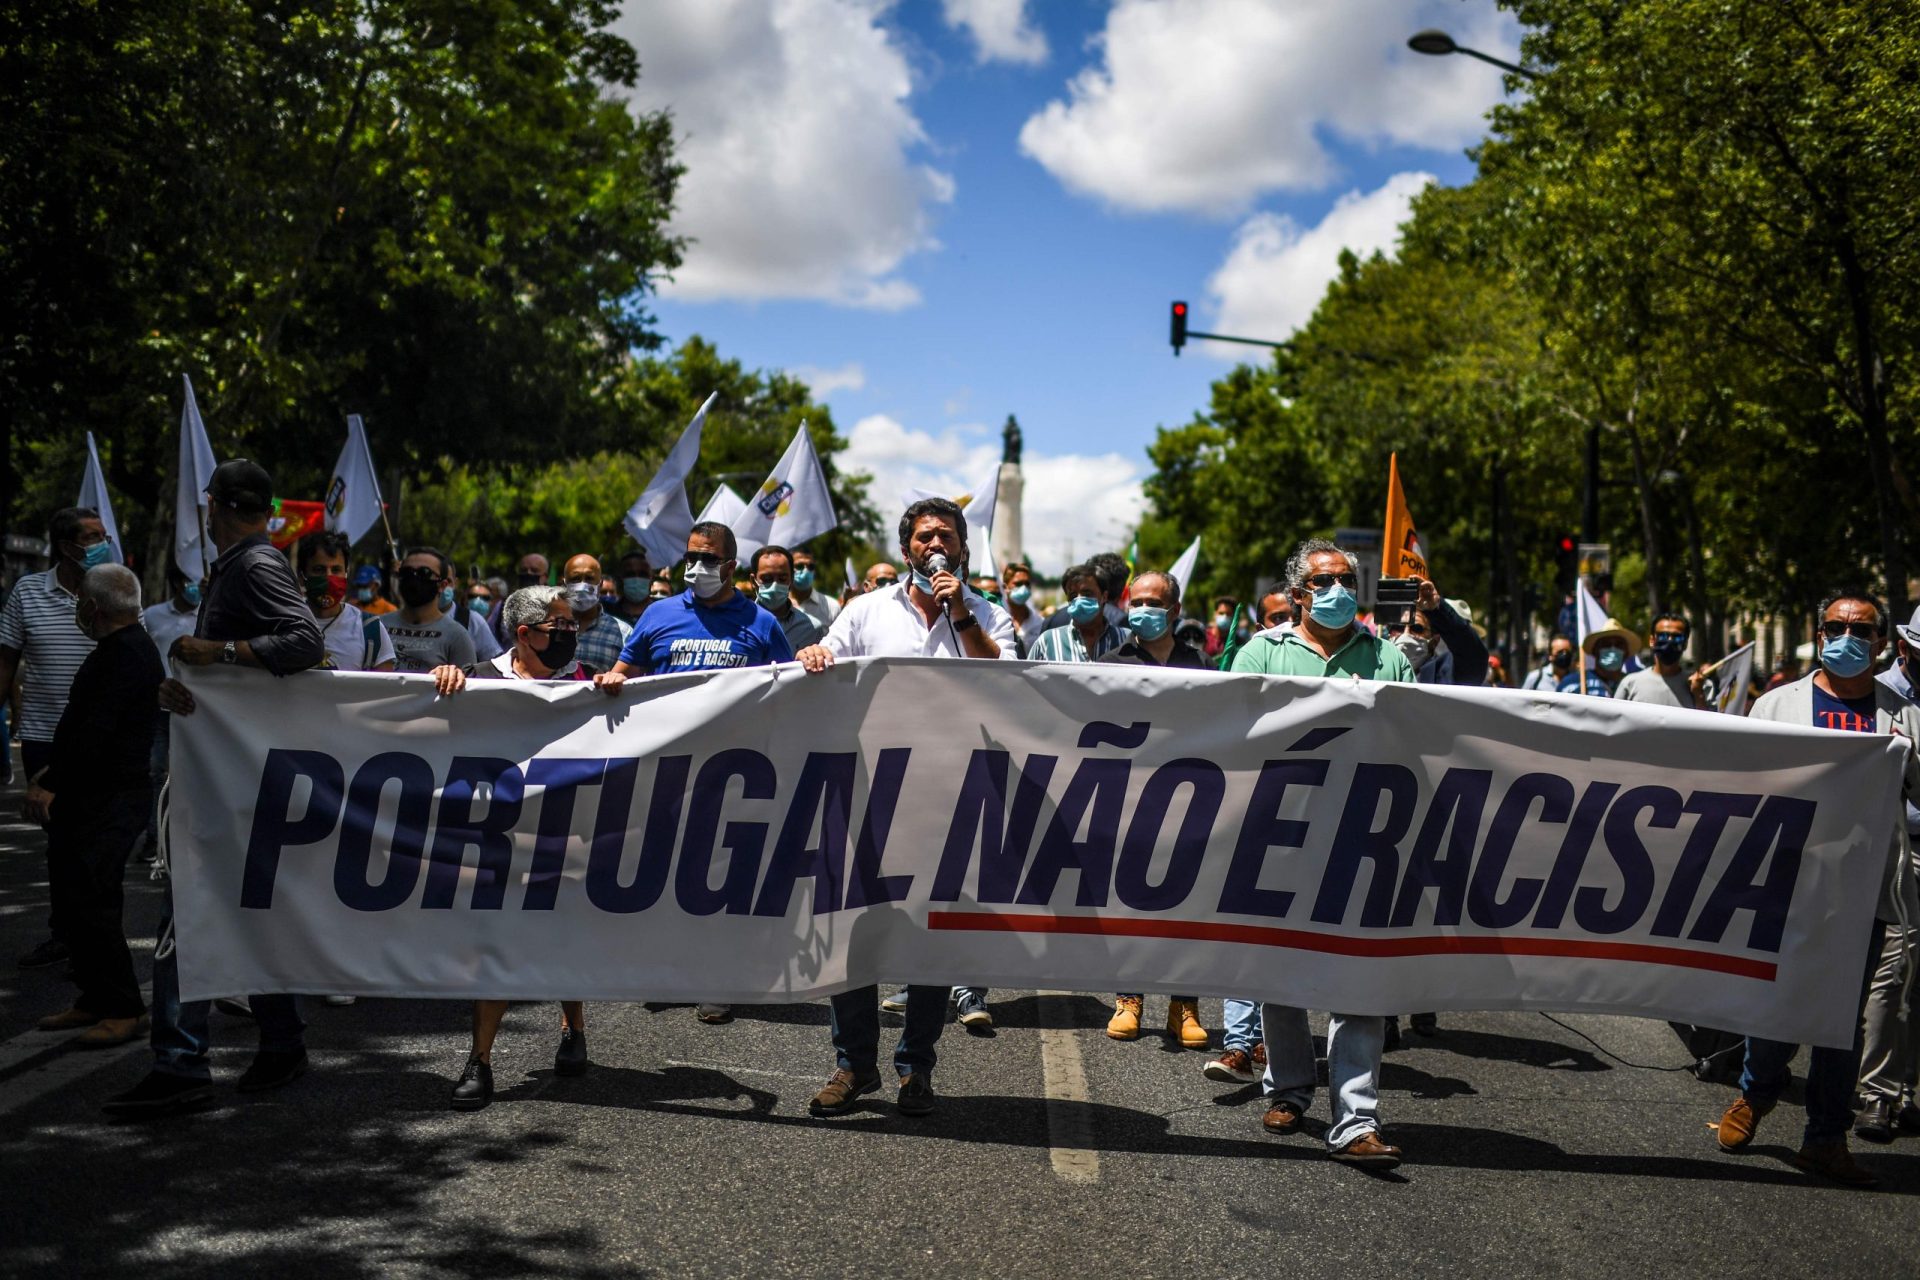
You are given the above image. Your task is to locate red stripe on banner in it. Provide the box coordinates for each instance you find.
[923,911,1777,981]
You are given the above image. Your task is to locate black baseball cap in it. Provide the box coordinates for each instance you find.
[207,458,274,513]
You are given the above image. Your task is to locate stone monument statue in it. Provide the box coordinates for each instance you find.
[996,414,1024,567]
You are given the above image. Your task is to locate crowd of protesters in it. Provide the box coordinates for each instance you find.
[4,455,1918,1185]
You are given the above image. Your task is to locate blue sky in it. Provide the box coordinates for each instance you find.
[618,1,1519,571]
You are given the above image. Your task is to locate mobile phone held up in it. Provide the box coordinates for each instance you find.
[1374,576,1420,631]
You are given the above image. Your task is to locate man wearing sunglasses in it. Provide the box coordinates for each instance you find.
[1716,592,1920,1187]
[1387,582,1488,690]
[1230,538,1414,1170]
[1616,613,1709,709]
[1858,604,1920,1143]
[601,523,793,683]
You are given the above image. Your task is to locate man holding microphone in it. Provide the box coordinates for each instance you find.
[792,498,1015,1118]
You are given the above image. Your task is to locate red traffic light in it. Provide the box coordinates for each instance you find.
[1170,300,1189,354]
[1173,302,1187,316]
[1558,536,1576,552]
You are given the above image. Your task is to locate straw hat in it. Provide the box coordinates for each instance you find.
[1445,597,1487,640]
[1582,617,1638,655]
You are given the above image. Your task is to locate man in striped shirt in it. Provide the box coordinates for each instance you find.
[1,507,109,970]
[1028,562,1130,663]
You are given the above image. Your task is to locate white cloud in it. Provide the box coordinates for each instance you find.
[841,414,1145,574]
[1019,0,1517,215]
[942,0,1048,65]
[615,0,951,308]
[788,362,867,398]
[1203,171,1432,354]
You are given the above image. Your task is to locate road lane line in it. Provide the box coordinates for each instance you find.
[1036,990,1100,1184]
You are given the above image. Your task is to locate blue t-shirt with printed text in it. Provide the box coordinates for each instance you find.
[617,588,793,674]
[1810,681,1879,733]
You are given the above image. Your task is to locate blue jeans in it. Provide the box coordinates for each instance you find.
[831,984,945,1079]
[1222,998,1263,1052]
[1737,938,1877,1144]
[1263,1005,1385,1149]
[145,719,169,853]
[150,881,304,1081]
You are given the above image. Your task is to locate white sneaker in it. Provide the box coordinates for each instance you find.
[695,1003,732,1023]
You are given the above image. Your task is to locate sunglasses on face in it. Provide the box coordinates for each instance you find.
[872,576,899,588]
[398,566,440,581]
[1301,573,1359,591]
[531,619,579,634]
[1386,621,1430,637]
[1821,620,1878,641]
[682,551,728,570]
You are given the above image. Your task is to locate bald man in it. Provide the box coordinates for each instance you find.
[862,562,900,592]
[560,553,632,673]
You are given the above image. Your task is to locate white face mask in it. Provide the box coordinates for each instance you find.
[684,562,727,601]
[1392,632,1432,669]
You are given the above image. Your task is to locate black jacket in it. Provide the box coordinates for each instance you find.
[197,533,324,674]
[43,623,163,794]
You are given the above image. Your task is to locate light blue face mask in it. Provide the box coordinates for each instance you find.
[1820,633,1873,679]
[80,541,115,569]
[182,581,202,607]
[1009,585,1032,606]
[438,585,456,612]
[1308,582,1358,629]
[1127,605,1169,641]
[758,580,790,610]
[1065,595,1102,625]
[792,567,815,590]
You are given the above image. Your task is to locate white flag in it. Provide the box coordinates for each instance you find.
[625,393,715,567]
[1712,643,1756,717]
[174,374,218,580]
[1574,577,1609,668]
[1168,536,1202,600]
[903,465,1000,574]
[732,422,838,557]
[696,483,749,527]
[844,556,857,591]
[325,414,387,547]
[76,432,124,564]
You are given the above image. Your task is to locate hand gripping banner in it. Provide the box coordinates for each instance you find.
[167,661,1908,1047]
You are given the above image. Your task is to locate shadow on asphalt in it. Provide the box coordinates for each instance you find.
[1399,1027,1609,1072]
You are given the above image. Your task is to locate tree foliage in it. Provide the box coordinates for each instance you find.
[1141,0,1920,651]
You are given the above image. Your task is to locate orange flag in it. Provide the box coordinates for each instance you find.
[1383,452,1428,579]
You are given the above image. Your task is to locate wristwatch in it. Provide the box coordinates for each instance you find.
[951,612,980,632]
[221,640,238,665]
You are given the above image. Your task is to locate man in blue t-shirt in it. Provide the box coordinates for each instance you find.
[603,522,793,679]
[597,520,790,1026]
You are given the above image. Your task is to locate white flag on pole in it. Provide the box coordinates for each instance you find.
[1574,577,1609,666]
[625,393,716,568]
[1168,536,1202,598]
[844,556,858,591]
[1712,643,1756,717]
[732,422,838,558]
[696,483,749,527]
[903,465,1000,574]
[325,415,387,547]
[77,432,124,564]
[174,374,218,580]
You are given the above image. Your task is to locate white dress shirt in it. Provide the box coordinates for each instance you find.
[820,583,1017,660]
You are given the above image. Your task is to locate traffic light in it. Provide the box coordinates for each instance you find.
[1170,300,1188,355]
[1554,533,1578,593]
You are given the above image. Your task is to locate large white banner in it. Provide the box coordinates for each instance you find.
[168,662,1908,1047]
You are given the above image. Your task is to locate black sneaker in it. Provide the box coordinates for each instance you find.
[102,1071,216,1118]
[555,1027,588,1077]
[1383,1017,1403,1053]
[1410,1012,1438,1036]
[17,939,69,970]
[896,1072,936,1117]
[236,1048,308,1093]
[1856,1097,1896,1144]
[451,1058,493,1111]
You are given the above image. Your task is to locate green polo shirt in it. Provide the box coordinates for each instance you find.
[1229,626,1416,683]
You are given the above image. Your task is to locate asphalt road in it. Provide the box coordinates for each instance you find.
[3,749,1918,1279]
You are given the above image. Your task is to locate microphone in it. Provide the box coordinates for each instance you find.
[927,553,949,576]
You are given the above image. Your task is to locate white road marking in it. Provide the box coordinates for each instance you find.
[1036,990,1100,1184]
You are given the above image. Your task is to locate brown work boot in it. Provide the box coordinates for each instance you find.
[1106,995,1143,1040]
[1716,1096,1773,1152]
[1792,1140,1878,1188]
[74,1016,147,1048]
[1167,999,1209,1049]
[1262,1101,1304,1135]
[36,1007,100,1032]
[808,1067,881,1118]
[1252,1041,1267,1074]
[1203,1048,1256,1083]
[1329,1131,1403,1169]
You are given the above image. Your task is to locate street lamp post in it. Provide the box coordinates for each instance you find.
[1405,29,1542,80]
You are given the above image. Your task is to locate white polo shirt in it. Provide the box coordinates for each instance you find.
[141,598,201,659]
[821,583,1018,660]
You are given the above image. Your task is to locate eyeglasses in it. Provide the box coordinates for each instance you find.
[872,576,899,588]
[1386,621,1430,637]
[397,566,440,581]
[1302,573,1359,590]
[1820,620,1879,641]
[682,551,728,570]
[531,619,579,634]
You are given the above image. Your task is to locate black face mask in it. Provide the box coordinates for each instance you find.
[1551,650,1573,669]
[529,628,576,673]
[397,573,440,608]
